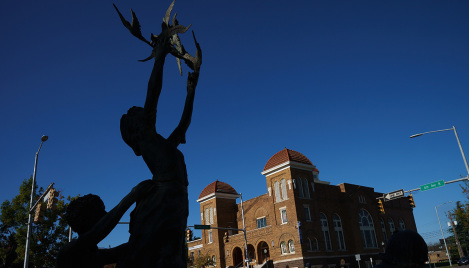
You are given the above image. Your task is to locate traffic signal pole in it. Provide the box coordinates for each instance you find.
[403,176,469,194]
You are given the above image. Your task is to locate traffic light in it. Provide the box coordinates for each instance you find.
[377,199,385,214]
[408,194,416,208]
[34,202,45,223]
[186,228,193,241]
[47,188,59,209]
[224,232,229,243]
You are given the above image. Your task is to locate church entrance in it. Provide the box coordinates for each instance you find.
[257,241,270,264]
[232,247,243,267]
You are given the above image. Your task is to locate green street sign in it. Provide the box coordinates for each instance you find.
[194,224,211,230]
[420,180,445,191]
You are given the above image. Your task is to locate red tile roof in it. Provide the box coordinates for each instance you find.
[198,180,238,199]
[263,148,314,171]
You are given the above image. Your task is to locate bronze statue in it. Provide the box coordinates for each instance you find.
[57,181,154,268]
[114,1,201,267]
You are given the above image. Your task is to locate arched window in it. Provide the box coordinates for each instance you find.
[209,207,214,224]
[380,218,388,241]
[358,209,378,248]
[306,238,313,251]
[297,179,304,197]
[212,255,216,266]
[205,208,210,224]
[280,179,288,200]
[399,218,406,231]
[303,178,310,198]
[333,214,346,250]
[320,213,332,251]
[280,241,288,254]
[313,238,319,251]
[388,218,396,234]
[288,240,295,253]
[274,181,281,202]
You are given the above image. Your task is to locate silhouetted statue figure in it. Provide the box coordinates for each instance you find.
[373,230,428,268]
[113,1,201,267]
[56,180,153,268]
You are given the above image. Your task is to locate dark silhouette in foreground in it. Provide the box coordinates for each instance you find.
[114,1,201,267]
[56,181,153,268]
[373,230,428,268]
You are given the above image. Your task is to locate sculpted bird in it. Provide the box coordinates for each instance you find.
[113,0,199,74]
[113,4,151,47]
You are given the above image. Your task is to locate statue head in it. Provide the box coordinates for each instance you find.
[381,230,428,268]
[120,106,145,156]
[65,194,106,236]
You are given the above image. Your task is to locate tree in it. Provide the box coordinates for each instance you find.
[0,177,75,267]
[194,254,214,268]
[447,180,469,258]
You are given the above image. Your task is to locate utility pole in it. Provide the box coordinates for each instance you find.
[240,193,249,268]
[448,213,464,258]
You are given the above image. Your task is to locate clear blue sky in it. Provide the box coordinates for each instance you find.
[1,0,468,248]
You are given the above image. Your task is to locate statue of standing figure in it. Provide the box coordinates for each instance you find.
[57,2,200,267]
[115,1,201,267]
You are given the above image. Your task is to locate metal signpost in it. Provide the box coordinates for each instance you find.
[355,254,361,268]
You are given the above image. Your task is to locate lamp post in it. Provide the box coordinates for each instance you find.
[436,201,453,266]
[24,135,48,268]
[410,126,469,177]
[239,193,249,268]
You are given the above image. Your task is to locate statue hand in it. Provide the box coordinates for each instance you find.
[152,35,172,60]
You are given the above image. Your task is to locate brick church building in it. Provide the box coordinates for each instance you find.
[187,148,416,268]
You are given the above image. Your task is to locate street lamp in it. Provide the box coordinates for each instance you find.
[410,126,469,177]
[24,135,48,268]
[436,201,453,266]
[239,193,249,268]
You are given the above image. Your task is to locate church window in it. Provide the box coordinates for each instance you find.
[297,179,304,197]
[280,179,288,200]
[280,207,288,224]
[205,208,210,224]
[380,218,388,241]
[209,207,214,224]
[280,241,287,254]
[320,213,332,251]
[304,205,311,221]
[274,181,281,202]
[333,214,346,250]
[288,240,295,253]
[257,217,267,228]
[359,209,378,248]
[388,218,395,234]
[306,238,312,251]
[303,178,310,198]
[399,218,406,231]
